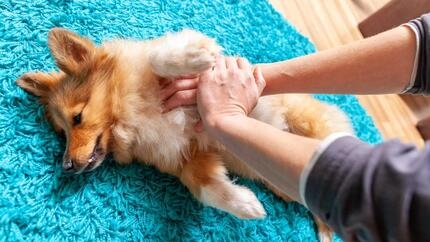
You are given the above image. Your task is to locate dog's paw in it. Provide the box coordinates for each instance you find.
[314,215,334,242]
[178,29,220,74]
[201,183,266,219]
[150,29,222,77]
[226,185,267,219]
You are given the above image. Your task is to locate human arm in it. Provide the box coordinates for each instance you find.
[205,114,320,202]
[197,57,430,241]
[162,14,430,110]
[259,25,417,95]
[210,114,430,241]
[161,20,423,111]
[195,56,319,202]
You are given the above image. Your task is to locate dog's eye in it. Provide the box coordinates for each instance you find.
[72,113,82,125]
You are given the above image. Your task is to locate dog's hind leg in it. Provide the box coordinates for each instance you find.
[149,29,221,77]
[179,151,266,219]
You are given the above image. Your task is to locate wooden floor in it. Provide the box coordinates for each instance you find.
[269,0,429,147]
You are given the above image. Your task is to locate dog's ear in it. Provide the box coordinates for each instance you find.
[48,28,95,75]
[16,72,60,103]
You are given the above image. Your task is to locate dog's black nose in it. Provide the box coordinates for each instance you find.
[62,159,74,172]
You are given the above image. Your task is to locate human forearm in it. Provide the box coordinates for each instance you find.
[205,115,320,202]
[259,26,416,95]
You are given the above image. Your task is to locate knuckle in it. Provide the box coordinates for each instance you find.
[239,57,248,64]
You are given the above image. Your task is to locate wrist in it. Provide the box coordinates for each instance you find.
[258,61,294,96]
[203,113,249,136]
[257,63,275,96]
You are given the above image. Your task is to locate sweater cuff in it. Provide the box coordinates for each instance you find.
[401,23,421,94]
[299,132,353,208]
[303,136,372,221]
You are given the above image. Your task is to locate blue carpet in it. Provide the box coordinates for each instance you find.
[0,0,382,241]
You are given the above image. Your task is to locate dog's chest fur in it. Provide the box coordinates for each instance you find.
[103,40,213,172]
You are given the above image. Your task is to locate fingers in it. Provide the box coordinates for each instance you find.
[160,77,198,101]
[212,56,252,73]
[160,56,262,115]
[215,56,227,73]
[236,57,252,71]
[253,66,266,95]
[162,89,197,112]
[159,74,197,87]
[200,64,215,83]
[225,56,238,71]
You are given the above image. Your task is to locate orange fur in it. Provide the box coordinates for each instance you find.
[17,28,354,241]
[180,150,227,195]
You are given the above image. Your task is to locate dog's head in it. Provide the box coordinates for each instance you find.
[17,28,116,174]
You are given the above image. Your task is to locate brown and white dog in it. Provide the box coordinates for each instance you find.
[17,28,353,241]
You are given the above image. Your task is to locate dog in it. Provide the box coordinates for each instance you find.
[17,28,353,241]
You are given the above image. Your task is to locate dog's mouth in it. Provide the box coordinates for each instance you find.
[84,134,106,172]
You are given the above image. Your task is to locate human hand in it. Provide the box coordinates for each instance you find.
[160,75,199,112]
[196,56,266,132]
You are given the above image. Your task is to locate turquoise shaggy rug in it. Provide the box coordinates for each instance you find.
[0,0,382,241]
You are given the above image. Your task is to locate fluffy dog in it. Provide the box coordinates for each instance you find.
[17,28,353,241]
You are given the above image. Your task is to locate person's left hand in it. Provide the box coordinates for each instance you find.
[160,75,199,112]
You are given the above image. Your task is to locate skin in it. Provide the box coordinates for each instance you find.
[161,25,417,203]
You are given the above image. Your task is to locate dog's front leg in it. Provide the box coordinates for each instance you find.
[149,29,222,77]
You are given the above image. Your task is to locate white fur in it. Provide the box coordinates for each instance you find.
[251,96,290,131]
[149,29,222,77]
[200,183,266,219]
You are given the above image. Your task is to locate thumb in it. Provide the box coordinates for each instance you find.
[253,66,266,95]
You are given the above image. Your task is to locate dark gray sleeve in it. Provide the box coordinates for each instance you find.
[404,13,430,95]
[305,136,430,241]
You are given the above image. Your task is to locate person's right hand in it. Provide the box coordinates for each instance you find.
[196,56,266,132]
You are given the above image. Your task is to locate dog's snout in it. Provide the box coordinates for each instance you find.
[62,159,75,172]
